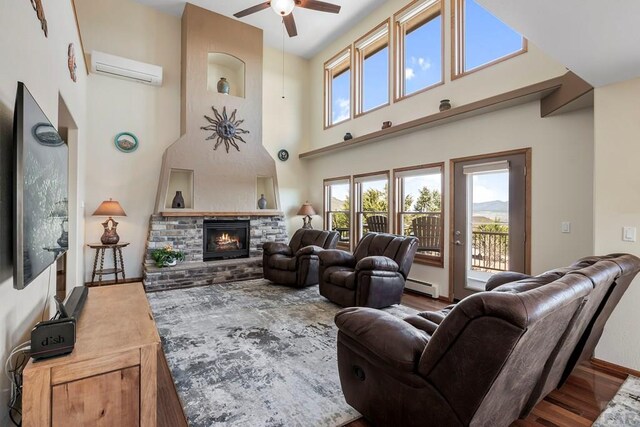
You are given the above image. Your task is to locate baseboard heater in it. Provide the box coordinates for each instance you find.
[406,278,440,299]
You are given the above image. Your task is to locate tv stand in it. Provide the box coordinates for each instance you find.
[22,283,187,426]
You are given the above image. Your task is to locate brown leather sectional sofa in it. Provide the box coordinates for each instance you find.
[334,254,640,426]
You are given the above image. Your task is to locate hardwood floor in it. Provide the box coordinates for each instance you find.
[344,292,627,427]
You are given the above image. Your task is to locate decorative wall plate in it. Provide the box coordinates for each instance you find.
[201,106,249,153]
[277,149,289,161]
[114,132,139,153]
[68,43,77,82]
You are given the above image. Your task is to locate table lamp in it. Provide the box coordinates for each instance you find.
[297,201,316,230]
[92,198,127,244]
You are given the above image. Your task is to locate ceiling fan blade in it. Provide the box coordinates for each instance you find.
[297,0,341,14]
[234,2,271,18]
[283,13,298,37]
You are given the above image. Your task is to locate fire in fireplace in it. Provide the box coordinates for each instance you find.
[203,220,250,261]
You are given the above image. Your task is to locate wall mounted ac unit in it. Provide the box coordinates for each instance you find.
[90,50,163,86]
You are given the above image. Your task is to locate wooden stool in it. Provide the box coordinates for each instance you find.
[88,242,129,286]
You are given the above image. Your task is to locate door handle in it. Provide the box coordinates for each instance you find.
[455,240,463,246]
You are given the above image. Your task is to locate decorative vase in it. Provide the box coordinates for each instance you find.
[172,191,185,209]
[258,194,267,209]
[344,132,353,141]
[217,77,230,95]
[439,99,452,112]
[382,121,392,129]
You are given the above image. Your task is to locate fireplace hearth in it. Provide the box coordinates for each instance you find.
[204,220,250,261]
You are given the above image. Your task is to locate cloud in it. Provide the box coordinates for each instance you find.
[418,57,432,71]
[333,97,350,123]
[405,67,416,80]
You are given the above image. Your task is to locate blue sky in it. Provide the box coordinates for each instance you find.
[472,172,509,203]
[331,0,522,123]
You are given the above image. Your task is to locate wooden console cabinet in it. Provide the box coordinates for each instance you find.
[22,283,187,427]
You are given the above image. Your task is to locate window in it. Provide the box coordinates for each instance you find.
[354,172,390,242]
[394,164,444,266]
[452,0,526,77]
[324,177,351,248]
[324,48,352,128]
[354,20,390,116]
[394,0,443,100]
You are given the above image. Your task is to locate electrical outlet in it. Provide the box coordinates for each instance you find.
[623,226,637,242]
[561,222,571,233]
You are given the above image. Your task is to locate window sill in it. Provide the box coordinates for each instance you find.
[413,254,444,268]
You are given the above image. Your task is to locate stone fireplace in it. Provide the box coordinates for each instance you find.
[143,213,287,292]
[203,219,250,261]
[142,6,290,292]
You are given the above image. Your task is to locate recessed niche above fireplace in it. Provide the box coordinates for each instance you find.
[203,220,250,261]
[207,53,245,98]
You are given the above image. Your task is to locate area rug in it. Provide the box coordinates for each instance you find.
[147,279,416,427]
[593,375,640,426]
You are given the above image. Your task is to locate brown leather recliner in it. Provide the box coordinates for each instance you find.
[406,254,640,418]
[318,233,418,308]
[334,273,593,427]
[262,229,339,287]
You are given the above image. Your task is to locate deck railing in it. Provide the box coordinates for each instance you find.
[471,230,509,272]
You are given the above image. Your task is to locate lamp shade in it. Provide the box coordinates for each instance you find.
[297,202,316,217]
[92,199,127,217]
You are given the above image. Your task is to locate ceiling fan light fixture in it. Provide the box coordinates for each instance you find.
[270,0,295,16]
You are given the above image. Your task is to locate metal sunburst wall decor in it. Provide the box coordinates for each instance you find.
[201,106,249,153]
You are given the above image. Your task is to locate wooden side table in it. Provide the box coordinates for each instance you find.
[88,242,129,286]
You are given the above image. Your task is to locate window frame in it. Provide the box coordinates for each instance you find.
[324,47,353,129]
[393,0,444,103]
[354,170,391,244]
[451,0,528,80]
[354,19,391,118]
[393,162,445,267]
[323,176,353,250]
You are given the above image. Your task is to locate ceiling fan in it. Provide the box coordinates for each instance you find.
[234,0,341,37]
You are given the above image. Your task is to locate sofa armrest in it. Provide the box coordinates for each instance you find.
[403,315,439,335]
[319,249,356,268]
[263,242,292,256]
[355,256,399,273]
[296,245,324,257]
[485,271,532,291]
[335,307,430,372]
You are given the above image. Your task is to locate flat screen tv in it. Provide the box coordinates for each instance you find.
[13,82,68,290]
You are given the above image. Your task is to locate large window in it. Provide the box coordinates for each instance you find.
[354,20,390,116]
[324,177,351,248]
[394,0,443,100]
[452,0,526,78]
[354,172,390,242]
[324,48,352,128]
[394,164,444,266]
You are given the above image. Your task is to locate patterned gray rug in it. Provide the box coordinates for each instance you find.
[593,375,640,426]
[147,279,416,427]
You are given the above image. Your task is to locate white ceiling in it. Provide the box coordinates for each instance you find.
[477,0,640,87]
[133,0,387,58]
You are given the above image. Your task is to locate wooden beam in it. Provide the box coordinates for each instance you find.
[541,71,593,117]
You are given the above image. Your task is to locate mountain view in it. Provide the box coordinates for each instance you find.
[473,200,508,223]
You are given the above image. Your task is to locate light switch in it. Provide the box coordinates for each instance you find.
[623,227,637,242]
[561,222,571,233]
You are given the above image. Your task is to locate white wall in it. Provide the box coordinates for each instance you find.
[74,0,182,280]
[262,46,311,234]
[307,0,569,151]
[306,102,594,297]
[593,78,640,371]
[0,0,87,423]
